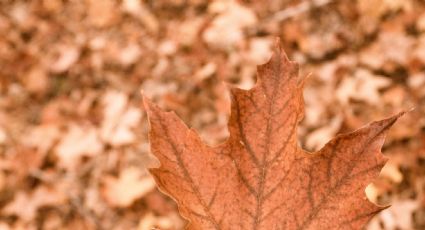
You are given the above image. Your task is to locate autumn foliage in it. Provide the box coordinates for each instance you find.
[144,40,403,229]
[2,0,425,229]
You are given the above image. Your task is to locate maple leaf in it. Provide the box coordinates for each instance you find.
[143,38,403,230]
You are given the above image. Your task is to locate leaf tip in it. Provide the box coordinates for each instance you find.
[359,111,404,140]
[386,110,406,126]
[272,36,290,62]
[274,36,281,49]
[407,107,416,113]
[141,95,166,128]
[141,94,156,115]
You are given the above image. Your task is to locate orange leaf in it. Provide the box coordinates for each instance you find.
[143,38,403,229]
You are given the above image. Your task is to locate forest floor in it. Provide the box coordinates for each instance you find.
[0,0,424,229]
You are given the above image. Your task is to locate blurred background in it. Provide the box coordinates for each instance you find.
[0,0,424,229]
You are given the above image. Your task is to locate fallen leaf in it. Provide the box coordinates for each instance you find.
[87,0,118,28]
[22,124,60,155]
[118,43,142,66]
[175,17,204,47]
[203,1,257,50]
[100,90,142,147]
[42,0,63,13]
[138,212,183,230]
[3,186,66,222]
[194,63,217,82]
[144,39,403,229]
[49,45,80,73]
[245,38,273,64]
[359,30,414,71]
[380,161,403,183]
[368,200,419,230]
[358,0,412,19]
[336,68,391,105]
[55,124,103,169]
[102,167,156,208]
[305,115,342,151]
[23,67,49,94]
[122,0,158,33]
[298,33,343,59]
[7,148,44,182]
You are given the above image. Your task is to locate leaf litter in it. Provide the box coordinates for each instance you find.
[0,0,425,229]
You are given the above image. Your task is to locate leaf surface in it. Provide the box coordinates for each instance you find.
[143,39,403,230]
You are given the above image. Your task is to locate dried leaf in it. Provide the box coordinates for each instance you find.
[49,45,80,73]
[87,0,118,28]
[144,39,402,229]
[22,124,60,154]
[138,212,183,230]
[23,67,48,94]
[203,1,257,50]
[3,186,66,222]
[336,69,391,105]
[102,167,156,208]
[55,124,103,169]
[100,90,142,147]
[122,0,158,33]
[368,200,419,230]
[305,116,342,151]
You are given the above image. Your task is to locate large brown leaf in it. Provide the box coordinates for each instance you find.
[143,39,403,230]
